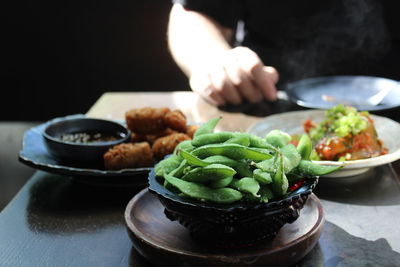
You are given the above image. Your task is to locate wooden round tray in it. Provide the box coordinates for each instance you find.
[125,189,324,267]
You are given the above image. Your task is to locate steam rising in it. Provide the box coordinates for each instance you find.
[284,0,390,82]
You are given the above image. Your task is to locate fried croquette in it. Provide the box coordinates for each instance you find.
[164,110,187,132]
[125,107,170,134]
[130,133,147,143]
[185,125,199,139]
[145,128,178,144]
[152,133,191,160]
[104,142,153,170]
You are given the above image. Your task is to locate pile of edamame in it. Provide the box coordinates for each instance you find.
[154,117,341,204]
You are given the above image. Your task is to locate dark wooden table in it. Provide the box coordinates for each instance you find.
[1,92,400,267]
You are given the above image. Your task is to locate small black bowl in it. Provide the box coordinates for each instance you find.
[43,117,131,166]
[148,168,319,248]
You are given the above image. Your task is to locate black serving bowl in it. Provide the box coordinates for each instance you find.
[148,168,319,248]
[43,117,131,166]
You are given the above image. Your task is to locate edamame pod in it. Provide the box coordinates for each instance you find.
[230,177,260,197]
[173,140,194,155]
[234,160,253,177]
[254,158,276,173]
[194,117,222,138]
[253,169,272,184]
[192,143,272,161]
[258,186,274,202]
[265,129,291,148]
[295,160,343,176]
[296,134,312,160]
[169,159,188,178]
[224,133,250,146]
[249,135,276,150]
[203,155,238,167]
[209,176,233,189]
[191,132,235,147]
[154,154,182,176]
[164,173,243,204]
[272,156,289,196]
[181,164,237,183]
[179,149,209,167]
[281,144,301,173]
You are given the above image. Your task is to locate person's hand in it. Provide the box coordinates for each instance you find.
[189,46,279,106]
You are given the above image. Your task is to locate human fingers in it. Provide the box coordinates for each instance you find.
[234,47,278,101]
[189,70,226,106]
[263,66,279,84]
[223,51,263,103]
[252,66,279,101]
[208,65,242,105]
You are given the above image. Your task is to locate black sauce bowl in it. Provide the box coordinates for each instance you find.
[148,167,319,248]
[43,117,131,167]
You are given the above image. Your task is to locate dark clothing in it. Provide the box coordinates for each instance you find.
[173,0,400,85]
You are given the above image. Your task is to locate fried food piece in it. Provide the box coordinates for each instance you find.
[185,125,199,139]
[131,133,147,143]
[125,107,170,134]
[145,128,179,144]
[104,142,153,170]
[152,133,191,160]
[164,110,187,132]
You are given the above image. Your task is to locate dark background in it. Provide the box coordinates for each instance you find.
[1,0,188,209]
[2,0,188,121]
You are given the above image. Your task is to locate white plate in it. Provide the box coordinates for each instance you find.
[247,110,400,177]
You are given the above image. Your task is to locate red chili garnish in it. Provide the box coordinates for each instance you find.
[303,119,315,134]
[290,140,299,146]
[289,179,305,192]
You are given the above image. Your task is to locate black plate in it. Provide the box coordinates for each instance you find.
[285,75,400,111]
[18,114,151,185]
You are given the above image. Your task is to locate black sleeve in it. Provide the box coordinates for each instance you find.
[172,0,241,29]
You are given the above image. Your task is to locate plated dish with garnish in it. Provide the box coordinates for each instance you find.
[247,107,400,177]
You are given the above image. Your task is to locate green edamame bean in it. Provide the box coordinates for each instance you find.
[272,156,289,197]
[253,169,272,184]
[254,158,276,173]
[163,179,179,192]
[192,143,272,161]
[191,132,235,147]
[281,144,301,173]
[295,160,343,176]
[164,173,243,204]
[209,176,233,189]
[173,140,194,155]
[181,164,236,183]
[203,155,238,167]
[155,116,343,204]
[193,117,222,138]
[163,159,188,190]
[234,160,253,177]
[258,185,274,202]
[309,149,321,161]
[169,159,188,178]
[296,134,312,160]
[230,177,260,197]
[249,135,276,150]
[179,149,209,167]
[265,129,291,148]
[224,133,250,146]
[242,185,273,203]
[154,154,182,176]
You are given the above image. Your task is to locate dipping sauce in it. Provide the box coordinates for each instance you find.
[58,131,126,144]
